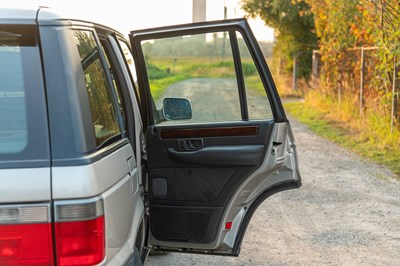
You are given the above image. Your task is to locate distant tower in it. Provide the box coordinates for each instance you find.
[193,0,207,22]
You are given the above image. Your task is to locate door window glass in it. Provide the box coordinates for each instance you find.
[140,30,275,125]
[236,32,273,120]
[100,42,126,135]
[141,32,242,124]
[74,30,121,147]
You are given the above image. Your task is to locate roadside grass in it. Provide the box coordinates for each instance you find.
[284,98,400,178]
[150,74,189,101]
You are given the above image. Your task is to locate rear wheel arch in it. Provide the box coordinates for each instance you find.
[232,180,300,255]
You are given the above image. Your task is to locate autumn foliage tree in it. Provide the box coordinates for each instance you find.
[242,0,400,170]
[307,0,400,118]
[242,0,400,114]
[241,0,318,79]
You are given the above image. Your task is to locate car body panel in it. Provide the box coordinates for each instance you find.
[0,168,51,203]
[51,142,135,199]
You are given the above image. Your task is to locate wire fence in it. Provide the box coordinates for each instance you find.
[312,47,399,131]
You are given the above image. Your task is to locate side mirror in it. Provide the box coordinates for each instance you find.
[162,98,192,120]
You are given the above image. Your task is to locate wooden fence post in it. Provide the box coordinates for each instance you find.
[391,57,397,132]
[312,50,320,88]
[359,47,365,116]
[293,55,298,91]
[338,71,342,106]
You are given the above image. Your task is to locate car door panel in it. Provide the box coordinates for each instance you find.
[151,167,235,202]
[130,19,301,255]
[146,121,277,247]
[147,121,300,252]
[148,121,274,201]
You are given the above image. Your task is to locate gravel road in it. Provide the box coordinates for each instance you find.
[146,114,400,265]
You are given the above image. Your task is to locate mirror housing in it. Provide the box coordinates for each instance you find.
[162,98,192,120]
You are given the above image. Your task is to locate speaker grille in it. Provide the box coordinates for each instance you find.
[151,206,210,242]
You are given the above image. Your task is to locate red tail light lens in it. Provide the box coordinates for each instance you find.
[55,216,105,266]
[0,223,53,266]
[54,199,105,266]
[0,205,53,266]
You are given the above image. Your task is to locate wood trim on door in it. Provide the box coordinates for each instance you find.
[160,126,259,139]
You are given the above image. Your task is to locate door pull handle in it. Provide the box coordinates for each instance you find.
[273,141,283,146]
[179,139,204,151]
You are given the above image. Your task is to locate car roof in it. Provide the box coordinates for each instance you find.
[0,7,39,23]
[0,6,92,23]
[0,7,124,37]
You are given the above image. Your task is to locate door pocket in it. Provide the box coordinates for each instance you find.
[151,205,223,243]
[150,168,235,201]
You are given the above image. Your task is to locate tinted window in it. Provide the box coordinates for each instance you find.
[0,25,49,166]
[0,43,27,153]
[74,30,121,147]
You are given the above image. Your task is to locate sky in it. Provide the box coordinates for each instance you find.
[2,0,274,42]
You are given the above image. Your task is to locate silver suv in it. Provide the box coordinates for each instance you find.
[0,7,301,266]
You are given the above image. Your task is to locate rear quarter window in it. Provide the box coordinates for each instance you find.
[73,30,122,148]
[0,25,49,167]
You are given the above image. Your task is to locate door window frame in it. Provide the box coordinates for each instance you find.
[130,19,287,129]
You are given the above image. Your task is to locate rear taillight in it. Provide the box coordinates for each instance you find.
[54,199,105,266]
[0,204,53,266]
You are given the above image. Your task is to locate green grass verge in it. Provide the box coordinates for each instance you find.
[149,74,189,101]
[147,59,261,101]
[284,101,400,178]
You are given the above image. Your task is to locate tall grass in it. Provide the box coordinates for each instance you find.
[284,86,400,177]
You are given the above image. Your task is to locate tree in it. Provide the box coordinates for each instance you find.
[241,0,318,79]
[306,0,365,89]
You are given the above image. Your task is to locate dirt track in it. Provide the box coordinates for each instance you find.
[146,115,400,265]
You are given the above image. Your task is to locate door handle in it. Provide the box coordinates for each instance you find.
[271,141,283,155]
[179,139,204,151]
[273,141,283,146]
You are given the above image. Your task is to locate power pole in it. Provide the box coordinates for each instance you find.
[224,0,227,19]
[222,0,227,60]
[192,0,206,23]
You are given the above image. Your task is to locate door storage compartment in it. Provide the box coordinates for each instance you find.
[151,205,223,243]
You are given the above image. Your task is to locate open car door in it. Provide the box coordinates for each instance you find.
[129,19,301,256]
